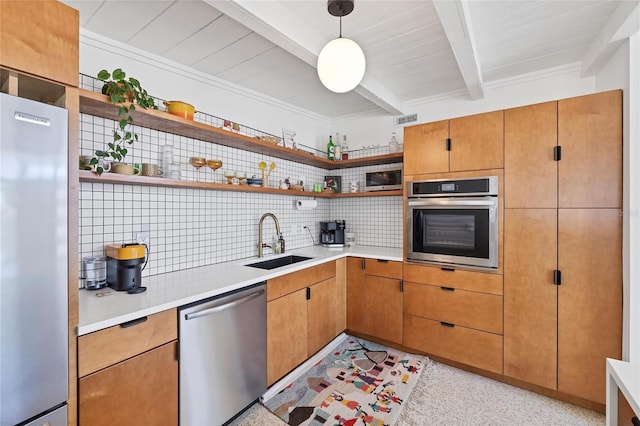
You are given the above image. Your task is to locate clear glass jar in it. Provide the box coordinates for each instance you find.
[389,132,399,153]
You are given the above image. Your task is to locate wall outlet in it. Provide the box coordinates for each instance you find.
[136,231,150,246]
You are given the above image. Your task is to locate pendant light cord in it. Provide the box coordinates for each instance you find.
[339,16,343,38]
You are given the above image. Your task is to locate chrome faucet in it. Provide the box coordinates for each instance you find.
[258,213,281,257]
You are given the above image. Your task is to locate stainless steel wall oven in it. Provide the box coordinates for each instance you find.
[406,176,498,269]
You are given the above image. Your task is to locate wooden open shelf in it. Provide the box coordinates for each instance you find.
[78,89,403,170]
[78,170,403,198]
[1,67,67,105]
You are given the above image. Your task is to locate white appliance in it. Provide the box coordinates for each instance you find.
[0,93,68,426]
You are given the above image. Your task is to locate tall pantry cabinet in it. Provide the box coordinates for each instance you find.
[504,90,622,404]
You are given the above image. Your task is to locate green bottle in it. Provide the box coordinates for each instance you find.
[327,135,335,160]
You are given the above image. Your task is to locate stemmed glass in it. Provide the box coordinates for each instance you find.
[189,157,206,181]
[206,159,223,183]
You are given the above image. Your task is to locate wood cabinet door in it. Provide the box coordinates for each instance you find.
[364,275,403,344]
[79,341,178,426]
[503,209,558,390]
[558,208,622,404]
[0,1,79,87]
[558,90,622,208]
[449,110,504,172]
[403,120,449,175]
[307,277,338,356]
[267,289,308,386]
[504,102,558,208]
[346,257,366,334]
[335,257,347,334]
[618,390,639,426]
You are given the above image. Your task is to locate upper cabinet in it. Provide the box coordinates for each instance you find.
[404,111,504,176]
[504,101,558,208]
[558,90,622,209]
[404,120,450,174]
[449,111,504,172]
[0,0,78,87]
[505,90,622,209]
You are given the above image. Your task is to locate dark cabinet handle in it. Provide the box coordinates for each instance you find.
[440,321,455,328]
[399,280,404,292]
[306,287,311,300]
[632,416,639,426]
[554,145,562,161]
[554,270,562,285]
[441,267,455,272]
[440,286,455,291]
[362,258,366,270]
[120,316,148,328]
[376,259,389,263]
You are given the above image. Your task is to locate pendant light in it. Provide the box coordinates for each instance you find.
[317,0,366,93]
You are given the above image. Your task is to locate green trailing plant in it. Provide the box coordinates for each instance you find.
[90,68,158,175]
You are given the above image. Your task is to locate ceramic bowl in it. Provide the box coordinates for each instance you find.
[112,163,139,175]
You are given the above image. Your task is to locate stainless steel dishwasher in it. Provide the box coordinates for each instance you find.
[179,282,266,425]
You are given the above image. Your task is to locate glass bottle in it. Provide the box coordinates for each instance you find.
[389,132,399,153]
[342,135,349,160]
[327,135,335,160]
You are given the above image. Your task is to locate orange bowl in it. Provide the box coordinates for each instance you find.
[163,101,195,120]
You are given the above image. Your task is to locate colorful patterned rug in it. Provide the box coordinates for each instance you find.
[263,336,429,426]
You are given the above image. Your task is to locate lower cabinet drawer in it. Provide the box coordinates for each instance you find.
[365,259,403,279]
[403,314,503,374]
[403,263,503,295]
[267,261,335,301]
[78,309,177,377]
[404,282,503,334]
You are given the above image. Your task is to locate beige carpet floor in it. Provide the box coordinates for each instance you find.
[231,361,604,426]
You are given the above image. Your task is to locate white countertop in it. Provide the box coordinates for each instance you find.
[78,245,402,335]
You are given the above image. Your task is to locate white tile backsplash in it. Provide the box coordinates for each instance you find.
[78,113,403,282]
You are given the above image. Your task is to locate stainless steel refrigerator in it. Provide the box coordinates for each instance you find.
[0,93,68,426]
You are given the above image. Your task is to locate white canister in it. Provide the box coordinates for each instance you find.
[345,232,357,247]
[350,181,359,193]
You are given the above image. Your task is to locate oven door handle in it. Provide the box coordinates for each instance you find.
[407,198,497,207]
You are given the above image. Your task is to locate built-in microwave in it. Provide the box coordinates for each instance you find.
[364,167,403,192]
[406,176,499,269]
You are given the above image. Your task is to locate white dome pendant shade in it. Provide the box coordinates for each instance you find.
[317,37,366,93]
[317,0,366,93]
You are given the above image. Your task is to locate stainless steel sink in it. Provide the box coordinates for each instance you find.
[246,255,313,270]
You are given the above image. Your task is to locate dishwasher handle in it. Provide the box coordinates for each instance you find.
[184,288,265,321]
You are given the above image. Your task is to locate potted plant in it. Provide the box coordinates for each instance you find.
[90,68,158,175]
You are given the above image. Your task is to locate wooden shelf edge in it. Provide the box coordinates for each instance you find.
[78,89,403,170]
[326,153,404,169]
[78,171,403,198]
[331,190,403,197]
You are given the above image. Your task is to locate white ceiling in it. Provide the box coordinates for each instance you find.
[62,0,639,119]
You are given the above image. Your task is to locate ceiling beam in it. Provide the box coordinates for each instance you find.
[205,0,405,115]
[432,0,484,100]
[581,0,640,77]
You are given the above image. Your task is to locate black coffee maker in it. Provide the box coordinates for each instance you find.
[320,220,346,247]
